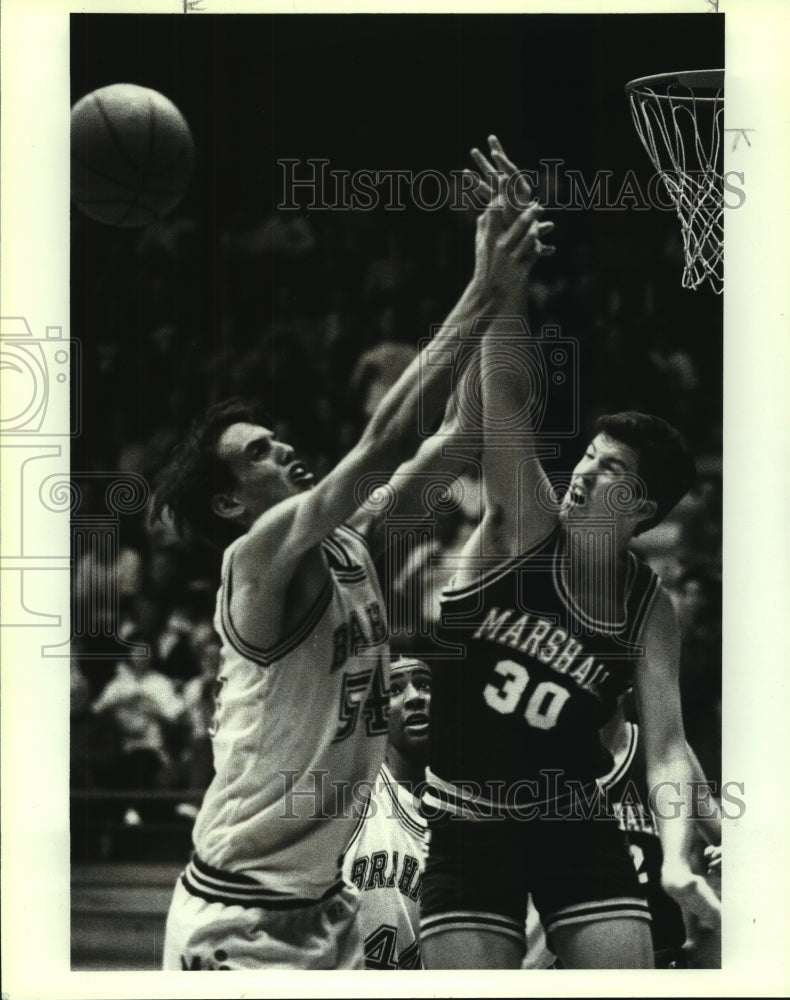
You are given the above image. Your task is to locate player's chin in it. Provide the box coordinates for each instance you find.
[557,502,576,523]
[560,498,589,522]
[402,727,430,747]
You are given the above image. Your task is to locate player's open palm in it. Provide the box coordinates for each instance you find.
[473,199,554,302]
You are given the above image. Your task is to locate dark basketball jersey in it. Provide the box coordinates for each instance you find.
[601,721,687,958]
[428,525,661,810]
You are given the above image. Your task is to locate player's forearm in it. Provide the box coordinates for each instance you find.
[491,259,531,326]
[480,308,537,443]
[686,740,722,845]
[648,750,702,873]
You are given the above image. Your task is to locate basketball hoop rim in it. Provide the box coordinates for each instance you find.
[625,69,724,101]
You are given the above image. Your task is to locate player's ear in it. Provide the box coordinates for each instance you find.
[211,492,243,521]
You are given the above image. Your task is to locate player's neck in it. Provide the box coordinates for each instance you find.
[385,745,426,787]
[564,523,631,571]
[561,525,631,616]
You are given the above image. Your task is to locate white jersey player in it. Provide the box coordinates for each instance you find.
[342,657,431,969]
[153,202,502,968]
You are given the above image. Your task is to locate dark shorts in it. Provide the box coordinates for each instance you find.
[420,791,650,947]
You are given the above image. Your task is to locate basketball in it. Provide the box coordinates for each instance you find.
[71,83,195,227]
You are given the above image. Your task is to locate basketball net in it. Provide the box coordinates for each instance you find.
[626,70,724,294]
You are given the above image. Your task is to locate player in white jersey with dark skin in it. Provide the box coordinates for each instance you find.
[342,656,432,969]
[152,154,549,968]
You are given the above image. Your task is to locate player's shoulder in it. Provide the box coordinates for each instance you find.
[623,547,673,628]
[220,533,251,580]
[233,488,338,584]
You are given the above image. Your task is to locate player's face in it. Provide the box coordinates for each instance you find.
[387,660,432,758]
[560,433,643,524]
[215,422,314,524]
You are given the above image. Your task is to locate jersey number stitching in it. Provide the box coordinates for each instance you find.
[482,659,571,730]
[364,924,399,970]
[333,656,389,743]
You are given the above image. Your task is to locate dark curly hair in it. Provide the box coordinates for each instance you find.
[596,411,697,536]
[152,398,266,547]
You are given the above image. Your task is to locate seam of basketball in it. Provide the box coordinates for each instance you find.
[71,151,187,196]
[73,87,194,223]
[73,148,192,182]
[117,185,147,226]
[92,91,149,177]
[92,88,193,177]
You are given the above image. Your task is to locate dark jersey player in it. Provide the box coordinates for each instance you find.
[522,705,722,969]
[599,711,721,968]
[420,137,721,969]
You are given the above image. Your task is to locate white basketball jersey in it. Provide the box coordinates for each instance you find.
[341,762,428,969]
[190,523,390,900]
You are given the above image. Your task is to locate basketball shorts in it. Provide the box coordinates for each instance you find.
[420,787,650,952]
[163,873,364,970]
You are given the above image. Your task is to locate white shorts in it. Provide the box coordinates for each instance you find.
[163,877,364,970]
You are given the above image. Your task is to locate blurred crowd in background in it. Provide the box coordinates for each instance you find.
[70,202,722,860]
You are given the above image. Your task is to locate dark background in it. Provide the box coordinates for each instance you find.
[71,12,724,467]
[69,13,724,846]
[71,14,722,206]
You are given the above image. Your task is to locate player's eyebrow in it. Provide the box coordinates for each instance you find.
[600,456,630,473]
[243,434,272,457]
[404,668,432,683]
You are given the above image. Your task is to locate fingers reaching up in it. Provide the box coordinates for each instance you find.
[464,135,535,220]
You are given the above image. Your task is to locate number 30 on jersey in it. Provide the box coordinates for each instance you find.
[483,659,570,730]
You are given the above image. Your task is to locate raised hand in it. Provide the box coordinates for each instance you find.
[472,197,555,303]
[465,134,534,225]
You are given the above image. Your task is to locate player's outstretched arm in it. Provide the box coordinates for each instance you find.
[352,135,548,557]
[634,587,722,933]
[475,199,557,558]
[349,350,482,557]
[233,276,493,592]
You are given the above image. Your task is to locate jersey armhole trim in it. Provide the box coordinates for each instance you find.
[597,721,639,789]
[221,548,334,667]
[626,567,662,648]
[220,551,271,667]
[551,534,636,634]
[339,521,371,546]
[380,764,428,838]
